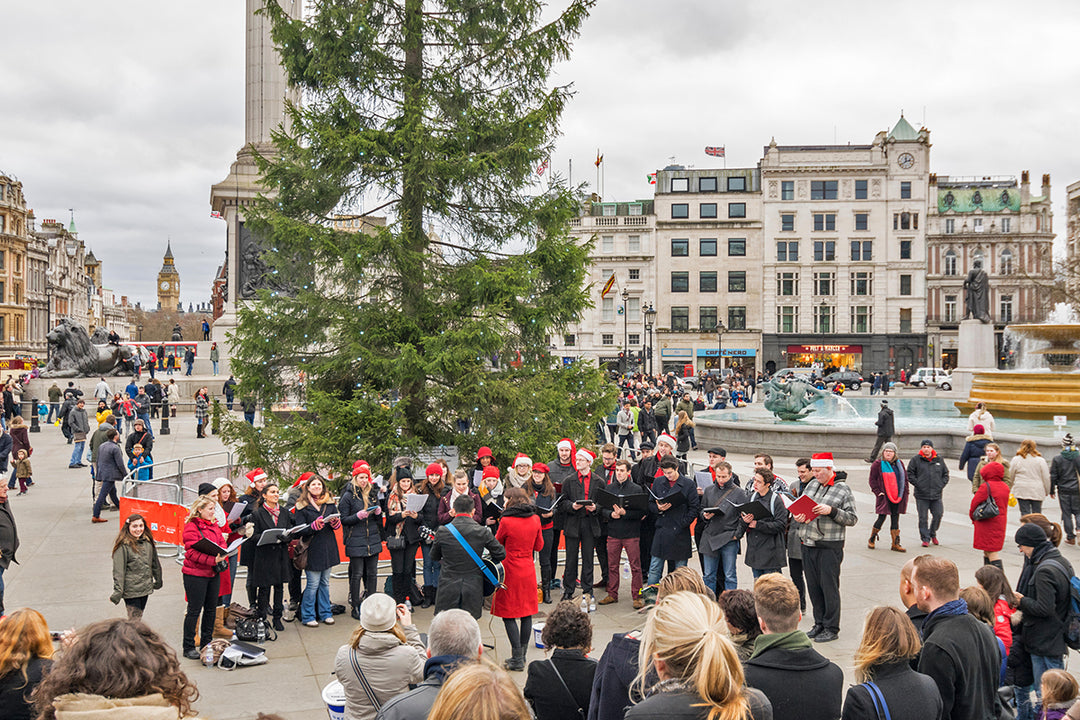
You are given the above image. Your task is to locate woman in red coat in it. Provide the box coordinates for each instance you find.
[490,487,543,672]
[181,496,227,660]
[969,461,1010,568]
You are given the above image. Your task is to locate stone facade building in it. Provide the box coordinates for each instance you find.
[926,171,1055,368]
[759,116,931,377]
[38,218,92,333]
[0,174,32,354]
[1067,180,1080,305]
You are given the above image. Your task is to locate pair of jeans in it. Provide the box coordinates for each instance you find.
[702,540,740,595]
[48,402,58,423]
[93,480,119,519]
[212,361,219,375]
[916,497,944,543]
[185,362,194,376]
[182,572,220,652]
[1031,654,1065,709]
[1018,499,1043,516]
[647,555,688,585]
[301,567,333,622]
[70,441,86,466]
[617,433,635,458]
[421,542,441,587]
[753,567,782,579]
[1061,493,1080,541]
[605,536,642,601]
[138,414,153,436]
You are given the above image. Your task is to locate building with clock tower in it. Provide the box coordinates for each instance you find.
[157,241,180,311]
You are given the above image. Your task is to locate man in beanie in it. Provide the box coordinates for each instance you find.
[792,452,857,643]
[560,447,606,603]
[1015,522,1075,699]
[431,494,505,619]
[909,439,950,547]
[865,399,894,463]
[1050,434,1080,545]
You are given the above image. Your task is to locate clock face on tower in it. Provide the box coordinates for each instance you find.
[897,152,915,169]
[160,281,170,290]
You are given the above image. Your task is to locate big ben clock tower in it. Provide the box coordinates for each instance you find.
[157,241,181,311]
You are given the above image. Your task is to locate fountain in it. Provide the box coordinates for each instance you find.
[956,303,1080,420]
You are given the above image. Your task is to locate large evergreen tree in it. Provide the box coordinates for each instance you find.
[223,0,614,482]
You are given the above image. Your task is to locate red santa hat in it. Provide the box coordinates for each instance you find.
[810,452,834,468]
[513,453,532,468]
[656,433,677,451]
[245,468,268,485]
[482,465,501,480]
[351,460,371,477]
[532,462,550,474]
[292,471,317,488]
[576,447,596,465]
[556,438,574,453]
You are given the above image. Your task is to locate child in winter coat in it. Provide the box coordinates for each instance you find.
[127,444,152,481]
[1039,669,1079,720]
[15,448,32,494]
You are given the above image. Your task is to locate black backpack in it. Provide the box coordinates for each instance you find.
[1041,559,1080,651]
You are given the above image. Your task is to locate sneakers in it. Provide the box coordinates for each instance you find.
[921,541,930,547]
[931,537,939,546]
[183,648,201,660]
[814,630,839,643]
[1068,538,1077,546]
[304,620,319,627]
[323,617,335,625]
[806,624,823,639]
[272,617,285,631]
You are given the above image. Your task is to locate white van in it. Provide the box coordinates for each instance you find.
[909,367,952,390]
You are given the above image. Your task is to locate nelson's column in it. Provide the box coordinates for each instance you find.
[210,0,301,348]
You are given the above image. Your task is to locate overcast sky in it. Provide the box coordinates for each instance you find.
[2,1,1078,307]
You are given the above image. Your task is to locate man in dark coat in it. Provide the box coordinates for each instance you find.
[0,483,18,616]
[646,455,700,584]
[866,399,895,463]
[744,573,843,720]
[1050,433,1080,544]
[92,429,127,523]
[1015,523,1074,696]
[375,609,481,720]
[699,460,747,594]
[560,447,607,603]
[908,440,950,547]
[599,459,647,608]
[547,438,578,588]
[913,555,1001,720]
[184,346,196,376]
[431,494,506,619]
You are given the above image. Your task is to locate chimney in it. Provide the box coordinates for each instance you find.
[1021,170,1031,206]
[1042,173,1051,201]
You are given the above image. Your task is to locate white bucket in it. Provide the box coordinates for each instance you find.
[323,679,346,720]
[533,622,545,649]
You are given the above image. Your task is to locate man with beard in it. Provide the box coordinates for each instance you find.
[547,439,578,590]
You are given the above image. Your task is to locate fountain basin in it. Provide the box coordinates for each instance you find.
[955,371,1080,420]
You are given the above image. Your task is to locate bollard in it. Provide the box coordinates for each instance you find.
[29,398,41,433]
[160,400,171,435]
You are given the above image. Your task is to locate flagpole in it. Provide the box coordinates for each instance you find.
[569,158,572,188]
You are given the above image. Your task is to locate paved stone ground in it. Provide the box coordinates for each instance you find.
[7,408,1080,719]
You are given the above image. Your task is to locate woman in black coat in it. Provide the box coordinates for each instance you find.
[736,468,789,577]
[416,465,444,607]
[292,475,341,627]
[385,470,423,605]
[842,606,942,720]
[524,600,598,720]
[338,460,384,618]
[248,484,293,629]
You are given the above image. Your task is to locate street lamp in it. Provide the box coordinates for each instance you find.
[643,302,656,376]
[621,287,630,375]
[715,320,726,376]
[137,324,143,342]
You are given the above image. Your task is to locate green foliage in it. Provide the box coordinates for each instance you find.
[222,0,609,476]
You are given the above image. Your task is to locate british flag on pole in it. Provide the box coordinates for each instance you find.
[705,146,725,158]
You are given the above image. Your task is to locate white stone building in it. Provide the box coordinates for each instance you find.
[1067,180,1080,305]
[759,116,930,378]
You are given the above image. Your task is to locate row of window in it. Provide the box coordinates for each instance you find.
[773,271,897,296]
[778,212,871,232]
[779,180,911,201]
[943,217,1011,234]
[668,306,747,332]
[671,203,745,219]
[670,271,745,293]
[599,332,643,346]
[670,176,747,193]
[776,239,914,262]
[670,238,746,257]
[938,295,1015,323]
[939,249,1015,276]
[776,305,888,334]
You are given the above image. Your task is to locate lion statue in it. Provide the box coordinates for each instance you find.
[42,319,146,378]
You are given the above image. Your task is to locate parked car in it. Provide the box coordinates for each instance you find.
[823,371,864,390]
[909,367,952,390]
[773,367,817,381]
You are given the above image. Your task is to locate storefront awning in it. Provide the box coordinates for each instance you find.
[787,344,862,354]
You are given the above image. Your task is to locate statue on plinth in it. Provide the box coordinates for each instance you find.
[963,258,991,323]
[42,319,146,377]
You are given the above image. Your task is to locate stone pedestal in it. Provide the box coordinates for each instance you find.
[958,319,997,369]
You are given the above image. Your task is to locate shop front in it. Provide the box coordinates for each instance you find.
[660,348,694,376]
[697,348,757,374]
[598,355,622,374]
[784,344,863,374]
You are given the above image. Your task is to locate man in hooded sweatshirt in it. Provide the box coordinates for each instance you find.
[744,573,842,720]
[1050,434,1080,545]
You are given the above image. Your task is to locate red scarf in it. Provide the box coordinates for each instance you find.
[264,503,280,521]
[881,462,901,504]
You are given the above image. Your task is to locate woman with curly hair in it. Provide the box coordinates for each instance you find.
[32,618,202,720]
[0,609,53,720]
[718,589,762,663]
[523,600,597,720]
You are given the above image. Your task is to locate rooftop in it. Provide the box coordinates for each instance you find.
[888,114,919,141]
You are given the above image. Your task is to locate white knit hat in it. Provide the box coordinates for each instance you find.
[360,593,398,632]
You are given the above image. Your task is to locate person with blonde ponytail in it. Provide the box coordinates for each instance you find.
[627,591,772,720]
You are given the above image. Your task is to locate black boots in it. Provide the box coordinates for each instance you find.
[420,585,435,609]
[542,583,552,604]
[868,528,879,549]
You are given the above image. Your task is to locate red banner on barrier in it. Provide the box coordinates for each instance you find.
[119,497,188,546]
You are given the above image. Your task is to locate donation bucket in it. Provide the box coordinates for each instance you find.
[323,679,346,720]
[533,622,545,649]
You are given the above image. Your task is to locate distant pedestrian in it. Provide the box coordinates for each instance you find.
[6,417,30,491]
[223,375,237,410]
[969,461,1009,569]
[967,402,996,439]
[202,319,211,341]
[1010,439,1051,516]
[67,398,90,468]
[184,347,195,376]
[867,442,908,553]
[209,342,220,375]
[909,440,949,547]
[47,382,62,423]
[866,400,894,463]
[1050,434,1080,545]
[194,389,209,438]
[92,428,126,524]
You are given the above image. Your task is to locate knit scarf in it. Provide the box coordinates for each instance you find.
[749,629,812,659]
[880,460,904,504]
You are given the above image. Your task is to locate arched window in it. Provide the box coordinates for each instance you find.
[1000,249,1013,275]
[944,249,958,276]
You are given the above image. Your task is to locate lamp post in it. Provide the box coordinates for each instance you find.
[621,287,630,375]
[138,324,143,342]
[715,320,726,376]
[643,302,656,376]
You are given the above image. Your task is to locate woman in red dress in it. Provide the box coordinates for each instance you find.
[490,486,543,672]
[970,461,1011,568]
